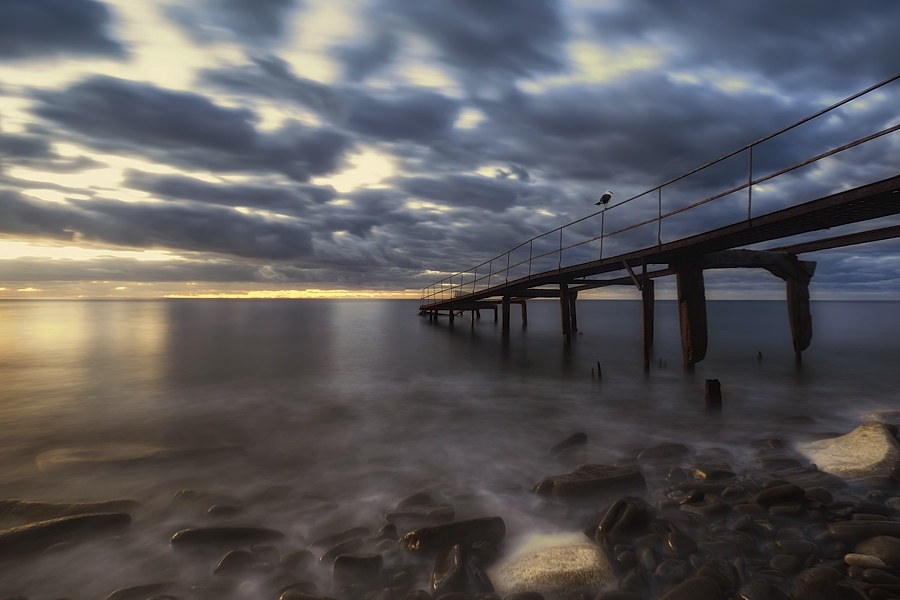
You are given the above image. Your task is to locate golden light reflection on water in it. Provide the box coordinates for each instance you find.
[0,301,168,425]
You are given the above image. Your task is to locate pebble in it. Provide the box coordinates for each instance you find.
[333,553,384,584]
[548,432,587,456]
[214,549,258,575]
[311,527,370,548]
[280,549,314,570]
[432,545,466,596]
[319,538,364,564]
[170,525,283,548]
[856,535,900,568]
[844,552,889,569]
[658,575,721,600]
[106,583,176,600]
[596,496,654,541]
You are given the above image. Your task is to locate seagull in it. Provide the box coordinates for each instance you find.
[595,190,613,206]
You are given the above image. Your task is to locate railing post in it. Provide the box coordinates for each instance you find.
[747,146,754,222]
[506,252,510,283]
[657,187,662,246]
[600,211,605,259]
[559,229,563,270]
[487,260,492,289]
[472,267,477,295]
[528,241,533,277]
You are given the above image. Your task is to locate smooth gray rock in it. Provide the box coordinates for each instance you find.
[797,422,900,479]
[488,544,615,600]
[0,499,140,523]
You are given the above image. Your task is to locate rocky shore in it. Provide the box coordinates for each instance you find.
[2,420,900,600]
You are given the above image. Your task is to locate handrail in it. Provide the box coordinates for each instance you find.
[420,74,900,306]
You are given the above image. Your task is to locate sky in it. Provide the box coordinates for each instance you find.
[1,0,899,300]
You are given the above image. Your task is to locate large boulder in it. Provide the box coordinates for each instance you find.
[797,422,900,480]
[400,517,505,553]
[489,544,615,600]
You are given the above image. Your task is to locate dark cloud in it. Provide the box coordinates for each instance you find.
[340,0,567,84]
[344,88,460,142]
[124,170,337,214]
[33,76,353,181]
[0,189,314,260]
[591,0,900,90]
[201,55,341,119]
[0,0,124,60]
[398,174,546,213]
[336,31,400,81]
[0,132,52,159]
[168,0,302,45]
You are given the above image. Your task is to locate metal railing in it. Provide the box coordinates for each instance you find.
[420,74,900,307]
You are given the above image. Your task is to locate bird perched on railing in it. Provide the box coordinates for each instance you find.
[595,190,613,206]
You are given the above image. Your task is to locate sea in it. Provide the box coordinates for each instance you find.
[0,298,898,597]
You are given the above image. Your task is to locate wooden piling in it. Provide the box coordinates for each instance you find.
[559,283,572,345]
[449,309,455,324]
[501,296,510,334]
[569,292,578,333]
[786,276,812,367]
[676,263,708,371]
[520,300,528,326]
[641,278,655,373]
[705,379,722,411]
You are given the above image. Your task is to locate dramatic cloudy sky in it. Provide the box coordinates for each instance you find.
[1,0,899,299]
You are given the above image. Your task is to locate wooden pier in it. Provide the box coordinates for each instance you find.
[419,75,900,370]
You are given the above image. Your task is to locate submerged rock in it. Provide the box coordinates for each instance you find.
[0,499,140,524]
[548,433,588,456]
[532,465,646,500]
[489,544,615,600]
[0,512,131,555]
[797,422,900,480]
[170,526,283,547]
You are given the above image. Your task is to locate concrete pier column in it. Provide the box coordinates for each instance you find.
[675,263,708,371]
[559,283,572,345]
[642,278,655,373]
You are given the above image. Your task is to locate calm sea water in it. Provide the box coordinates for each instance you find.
[0,299,898,597]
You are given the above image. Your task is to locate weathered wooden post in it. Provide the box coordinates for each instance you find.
[501,296,510,335]
[675,261,708,372]
[520,300,528,327]
[705,379,722,411]
[786,267,813,367]
[569,291,578,333]
[559,283,572,345]
[642,278,655,373]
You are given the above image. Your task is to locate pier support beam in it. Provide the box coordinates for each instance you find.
[675,262,708,372]
[569,292,578,333]
[642,278,655,373]
[702,250,815,366]
[520,300,528,326]
[559,283,572,345]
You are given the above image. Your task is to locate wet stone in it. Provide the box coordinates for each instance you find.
[695,559,737,593]
[690,460,735,481]
[401,518,505,553]
[334,553,384,584]
[856,535,900,568]
[532,465,646,500]
[844,552,889,569]
[377,525,398,541]
[281,549,315,570]
[214,549,258,575]
[0,512,132,556]
[637,442,693,461]
[468,541,498,568]
[595,592,643,600]
[679,497,728,518]
[862,568,900,584]
[320,538,365,564]
[596,496,654,541]
[401,590,433,600]
[752,484,805,507]
[170,526,283,548]
[548,432,587,456]
[657,575,721,600]
[737,581,790,600]
[432,544,466,596]
[696,531,757,557]
[312,527,370,549]
[768,554,802,574]
[207,504,242,517]
[467,564,494,594]
[502,593,544,600]
[488,543,616,600]
[107,583,177,600]
[615,550,636,571]
[828,521,900,542]
[663,532,697,559]
[654,558,691,583]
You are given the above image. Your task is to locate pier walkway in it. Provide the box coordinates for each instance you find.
[419,75,900,370]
